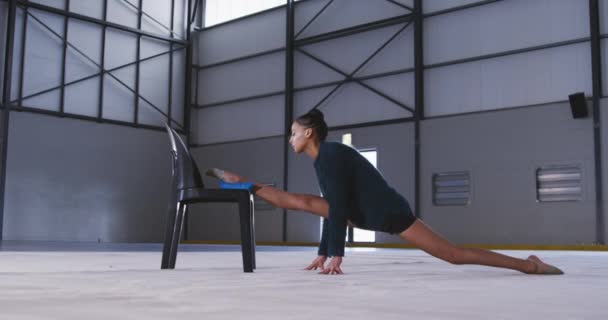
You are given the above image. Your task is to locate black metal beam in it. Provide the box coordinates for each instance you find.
[16,0,187,45]
[13,46,184,106]
[297,48,413,112]
[424,0,503,18]
[308,21,412,112]
[295,67,415,92]
[59,0,69,115]
[14,105,186,134]
[184,0,193,138]
[413,0,423,217]
[195,47,285,70]
[426,37,590,70]
[21,10,184,129]
[283,0,294,243]
[134,0,142,125]
[98,0,108,120]
[168,0,175,123]
[385,0,413,12]
[192,65,417,109]
[294,0,334,39]
[183,0,194,241]
[295,14,412,47]
[17,6,27,107]
[0,0,18,240]
[589,0,604,244]
[329,117,414,131]
[194,90,285,109]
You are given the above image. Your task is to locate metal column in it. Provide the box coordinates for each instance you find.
[589,0,604,244]
[413,0,423,217]
[283,0,294,242]
[0,0,17,239]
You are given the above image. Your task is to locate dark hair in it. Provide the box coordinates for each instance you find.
[295,109,328,142]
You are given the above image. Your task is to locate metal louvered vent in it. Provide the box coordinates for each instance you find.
[536,165,582,202]
[433,172,470,206]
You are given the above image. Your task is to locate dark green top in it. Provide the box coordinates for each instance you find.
[315,142,412,257]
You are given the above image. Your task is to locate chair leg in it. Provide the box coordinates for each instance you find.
[161,200,180,269]
[238,199,254,273]
[250,196,256,269]
[168,203,187,269]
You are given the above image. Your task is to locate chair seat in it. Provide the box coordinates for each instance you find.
[178,187,252,203]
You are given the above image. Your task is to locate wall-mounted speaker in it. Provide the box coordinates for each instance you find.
[568,92,588,119]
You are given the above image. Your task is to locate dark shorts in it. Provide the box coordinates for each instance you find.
[385,202,417,234]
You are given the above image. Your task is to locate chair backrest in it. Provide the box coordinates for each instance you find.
[165,123,204,190]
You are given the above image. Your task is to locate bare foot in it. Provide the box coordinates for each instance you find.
[526,255,564,275]
[221,170,245,183]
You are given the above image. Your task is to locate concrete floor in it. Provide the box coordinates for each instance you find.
[0,242,606,320]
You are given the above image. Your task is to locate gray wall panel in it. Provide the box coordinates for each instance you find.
[286,138,322,242]
[420,102,596,245]
[293,51,343,89]
[171,49,185,126]
[423,0,486,14]
[139,54,169,116]
[192,94,284,145]
[294,0,408,39]
[197,52,285,105]
[141,0,172,37]
[29,0,65,10]
[65,19,101,82]
[69,0,104,20]
[64,77,99,117]
[22,9,63,110]
[294,82,411,128]
[3,112,171,242]
[140,36,169,60]
[425,0,589,65]
[300,24,408,78]
[197,9,285,66]
[102,66,135,122]
[188,137,285,242]
[105,28,137,70]
[425,43,592,116]
[107,0,138,29]
[173,0,185,39]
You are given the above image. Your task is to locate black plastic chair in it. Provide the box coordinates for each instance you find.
[161,123,256,272]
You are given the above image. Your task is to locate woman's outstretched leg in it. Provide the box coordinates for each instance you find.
[218,169,329,218]
[400,220,563,275]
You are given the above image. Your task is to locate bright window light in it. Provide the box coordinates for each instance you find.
[204,0,286,27]
[353,149,377,243]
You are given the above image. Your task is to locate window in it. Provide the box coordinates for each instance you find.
[353,149,377,243]
[204,0,286,27]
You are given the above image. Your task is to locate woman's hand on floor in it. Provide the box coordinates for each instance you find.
[320,256,343,275]
[304,255,327,271]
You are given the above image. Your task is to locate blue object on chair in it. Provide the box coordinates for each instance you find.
[219,181,254,190]
[161,123,256,272]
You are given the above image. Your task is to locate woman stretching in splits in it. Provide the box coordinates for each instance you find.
[207,109,563,276]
